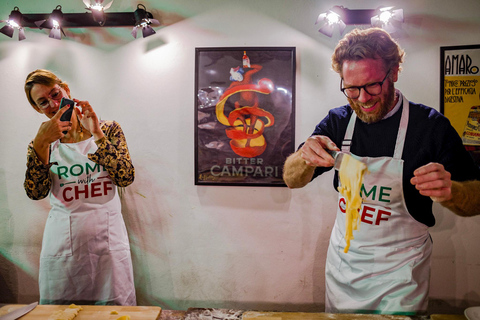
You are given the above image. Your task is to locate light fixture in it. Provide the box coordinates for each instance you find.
[0,7,26,41]
[315,6,346,37]
[371,6,404,33]
[316,6,404,37]
[83,0,114,26]
[35,5,66,40]
[0,4,159,41]
[131,4,160,38]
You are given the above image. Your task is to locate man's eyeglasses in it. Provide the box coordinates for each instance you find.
[37,86,63,110]
[340,69,391,99]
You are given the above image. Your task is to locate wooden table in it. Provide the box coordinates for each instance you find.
[0,306,468,320]
[430,315,467,320]
[0,304,161,319]
[181,309,468,320]
[243,311,411,320]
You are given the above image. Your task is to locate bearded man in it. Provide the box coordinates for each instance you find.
[283,27,480,315]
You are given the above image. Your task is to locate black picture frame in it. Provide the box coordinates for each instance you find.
[195,47,296,186]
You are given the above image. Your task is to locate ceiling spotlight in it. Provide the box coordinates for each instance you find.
[0,7,26,41]
[371,6,404,33]
[315,6,346,37]
[35,5,66,40]
[316,6,405,37]
[83,0,114,26]
[131,4,160,38]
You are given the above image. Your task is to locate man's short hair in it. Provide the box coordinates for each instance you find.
[332,28,405,75]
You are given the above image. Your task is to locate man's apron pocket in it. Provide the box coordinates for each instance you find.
[366,245,423,282]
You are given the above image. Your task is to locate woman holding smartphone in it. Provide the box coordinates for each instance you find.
[24,69,136,305]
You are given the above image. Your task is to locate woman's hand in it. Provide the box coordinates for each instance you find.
[74,99,105,141]
[33,106,72,164]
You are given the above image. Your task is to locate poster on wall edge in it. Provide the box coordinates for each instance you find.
[440,44,480,167]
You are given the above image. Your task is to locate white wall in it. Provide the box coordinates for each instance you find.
[0,0,479,314]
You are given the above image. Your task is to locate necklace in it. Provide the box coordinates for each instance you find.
[61,115,90,143]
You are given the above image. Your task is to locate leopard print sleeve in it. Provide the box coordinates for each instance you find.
[87,120,135,187]
[24,142,54,200]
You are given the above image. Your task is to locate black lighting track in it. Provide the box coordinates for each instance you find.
[340,9,376,25]
[21,12,136,28]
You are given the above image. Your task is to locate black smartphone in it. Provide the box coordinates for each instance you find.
[59,97,75,133]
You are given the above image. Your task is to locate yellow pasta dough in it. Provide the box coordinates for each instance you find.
[337,153,367,253]
[48,304,83,320]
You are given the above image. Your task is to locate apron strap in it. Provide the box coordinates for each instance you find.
[342,93,410,159]
[342,112,356,153]
[393,94,409,159]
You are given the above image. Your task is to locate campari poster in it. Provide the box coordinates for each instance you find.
[195,47,296,186]
[441,45,480,167]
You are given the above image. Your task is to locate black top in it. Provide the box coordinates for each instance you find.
[303,101,480,227]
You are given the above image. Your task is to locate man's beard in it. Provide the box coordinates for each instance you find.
[348,82,396,124]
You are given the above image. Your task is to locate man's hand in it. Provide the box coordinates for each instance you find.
[300,135,339,168]
[410,162,452,202]
[283,135,338,189]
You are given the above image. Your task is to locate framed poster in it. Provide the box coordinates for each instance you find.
[440,45,480,166]
[195,47,296,186]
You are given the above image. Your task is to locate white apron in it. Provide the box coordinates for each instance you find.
[39,136,136,305]
[325,95,432,315]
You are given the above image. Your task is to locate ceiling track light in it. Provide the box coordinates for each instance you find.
[315,6,346,37]
[0,3,160,41]
[83,0,114,26]
[0,7,26,41]
[316,6,404,37]
[131,4,160,38]
[371,6,404,33]
[34,5,66,40]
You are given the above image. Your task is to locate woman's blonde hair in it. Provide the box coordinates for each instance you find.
[332,28,405,75]
[25,69,69,112]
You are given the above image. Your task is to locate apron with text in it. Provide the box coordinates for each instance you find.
[325,96,433,315]
[39,136,136,305]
